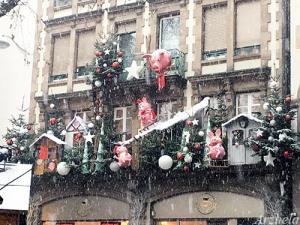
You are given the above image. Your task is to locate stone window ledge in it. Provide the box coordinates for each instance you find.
[233,54,261,62]
[201,58,227,66]
[48,80,68,87]
[54,4,72,12]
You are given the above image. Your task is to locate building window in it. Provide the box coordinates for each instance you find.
[54,0,71,8]
[76,29,95,78]
[203,5,227,60]
[51,34,70,82]
[236,92,262,115]
[114,107,133,141]
[159,14,180,50]
[157,102,176,121]
[117,21,136,68]
[116,0,137,6]
[235,0,261,56]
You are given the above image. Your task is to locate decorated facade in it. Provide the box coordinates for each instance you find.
[25,0,298,225]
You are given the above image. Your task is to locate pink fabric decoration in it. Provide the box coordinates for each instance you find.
[113,145,132,167]
[207,128,225,160]
[137,97,157,126]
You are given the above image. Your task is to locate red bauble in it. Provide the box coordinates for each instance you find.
[186,120,193,126]
[6,139,13,145]
[95,51,103,57]
[117,51,124,57]
[194,143,201,151]
[183,166,189,172]
[74,133,82,142]
[252,144,260,152]
[284,114,292,122]
[26,124,32,131]
[285,96,291,104]
[95,67,101,74]
[112,62,120,69]
[176,152,184,160]
[283,150,290,158]
[49,118,57,125]
[107,73,113,78]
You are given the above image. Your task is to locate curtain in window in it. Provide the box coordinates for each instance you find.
[236,0,261,48]
[77,29,96,67]
[159,15,180,50]
[204,6,227,52]
[119,33,136,68]
[52,34,70,76]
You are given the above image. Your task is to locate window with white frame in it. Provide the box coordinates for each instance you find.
[117,21,136,68]
[114,107,133,141]
[54,0,71,7]
[157,102,176,121]
[116,0,137,6]
[236,92,262,115]
[159,14,180,50]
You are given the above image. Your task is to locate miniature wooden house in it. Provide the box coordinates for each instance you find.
[65,115,87,148]
[222,114,262,165]
[30,133,66,175]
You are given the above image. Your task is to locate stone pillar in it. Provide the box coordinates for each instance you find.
[67,28,76,93]
[127,191,146,225]
[226,0,235,72]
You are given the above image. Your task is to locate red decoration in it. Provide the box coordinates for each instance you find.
[207,129,225,160]
[117,51,124,57]
[252,144,260,152]
[283,150,290,158]
[95,67,101,74]
[285,96,291,104]
[26,124,32,131]
[194,143,201,151]
[49,118,57,125]
[284,114,292,122]
[137,97,157,126]
[73,133,82,142]
[107,73,113,78]
[112,61,120,69]
[95,51,103,57]
[186,120,193,126]
[6,139,13,145]
[113,145,132,167]
[39,145,48,160]
[176,152,184,161]
[48,161,56,172]
[183,165,189,172]
[143,49,172,91]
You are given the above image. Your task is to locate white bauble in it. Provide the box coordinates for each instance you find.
[184,154,193,163]
[96,115,101,121]
[279,133,287,141]
[276,106,283,113]
[263,103,269,110]
[103,63,107,68]
[183,146,189,153]
[158,155,173,170]
[50,103,55,109]
[270,120,276,126]
[268,136,274,142]
[109,161,120,172]
[198,131,205,137]
[117,58,123,63]
[57,162,71,176]
[12,137,17,142]
[95,80,102,87]
[113,41,117,46]
[20,146,25,151]
[88,122,94,128]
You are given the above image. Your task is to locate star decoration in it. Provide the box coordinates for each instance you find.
[256,130,263,137]
[183,131,191,143]
[104,49,110,55]
[194,162,201,169]
[84,132,95,144]
[126,60,141,80]
[264,152,275,167]
[192,119,199,126]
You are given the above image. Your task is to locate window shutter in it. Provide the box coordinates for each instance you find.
[77,29,96,67]
[204,5,227,52]
[52,34,70,76]
[236,0,261,48]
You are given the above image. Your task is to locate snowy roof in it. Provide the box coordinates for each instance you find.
[0,163,32,211]
[222,113,262,128]
[65,115,87,132]
[30,133,67,147]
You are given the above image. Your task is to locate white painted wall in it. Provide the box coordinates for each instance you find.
[291,0,300,100]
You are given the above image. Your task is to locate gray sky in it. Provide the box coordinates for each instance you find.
[0,1,37,144]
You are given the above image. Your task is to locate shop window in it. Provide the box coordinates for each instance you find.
[117,21,136,68]
[54,0,71,8]
[51,34,70,82]
[75,29,96,78]
[159,14,180,50]
[203,5,227,60]
[236,92,262,116]
[235,0,261,56]
[114,107,133,141]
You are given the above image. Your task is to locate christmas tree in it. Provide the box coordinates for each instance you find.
[3,113,36,163]
[209,91,228,131]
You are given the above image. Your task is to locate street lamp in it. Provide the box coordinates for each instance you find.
[0,34,30,55]
[0,38,10,49]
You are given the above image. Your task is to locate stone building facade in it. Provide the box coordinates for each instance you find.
[28,0,294,225]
